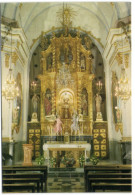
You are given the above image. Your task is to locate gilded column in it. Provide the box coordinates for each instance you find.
[52,44,56,71]
[77,39,81,71]
[51,89,56,115]
[88,74,95,134]
[50,73,56,115]
[77,73,82,114]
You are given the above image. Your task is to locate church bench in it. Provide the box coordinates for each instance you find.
[2,166,47,192]
[84,165,131,192]
[2,183,36,193]
[84,165,131,176]
[91,183,132,192]
[88,177,132,192]
[84,166,131,177]
[2,178,41,192]
[86,172,132,191]
[2,173,44,192]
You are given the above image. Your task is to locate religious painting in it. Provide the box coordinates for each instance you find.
[81,88,88,116]
[12,72,22,133]
[44,88,52,116]
[111,71,120,123]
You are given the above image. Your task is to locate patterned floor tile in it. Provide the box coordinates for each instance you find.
[47,174,85,193]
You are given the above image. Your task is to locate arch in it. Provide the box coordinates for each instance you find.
[58,88,75,105]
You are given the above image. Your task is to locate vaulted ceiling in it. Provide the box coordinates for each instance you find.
[1,2,131,50]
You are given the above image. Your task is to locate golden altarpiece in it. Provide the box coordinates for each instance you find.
[28,7,108,166]
[38,33,94,137]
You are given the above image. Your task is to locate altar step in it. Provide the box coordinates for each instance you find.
[48,168,84,177]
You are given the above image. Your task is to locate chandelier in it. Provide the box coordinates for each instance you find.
[31,81,37,93]
[2,25,19,101]
[115,67,131,101]
[56,62,74,89]
[2,68,19,101]
[96,80,103,93]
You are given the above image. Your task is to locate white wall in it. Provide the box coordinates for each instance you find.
[2,24,30,142]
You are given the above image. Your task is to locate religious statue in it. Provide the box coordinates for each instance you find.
[81,94,88,116]
[63,97,70,119]
[95,93,102,113]
[32,94,39,113]
[44,90,52,116]
[95,93,103,121]
[80,53,86,70]
[81,88,88,116]
[12,107,19,123]
[116,108,122,123]
[47,53,53,71]
[71,110,79,135]
[54,115,63,136]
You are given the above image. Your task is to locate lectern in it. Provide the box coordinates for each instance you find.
[22,144,33,166]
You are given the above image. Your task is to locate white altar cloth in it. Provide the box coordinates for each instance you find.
[43,142,91,162]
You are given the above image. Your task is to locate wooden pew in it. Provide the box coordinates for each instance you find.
[86,172,132,192]
[3,183,36,193]
[2,173,44,192]
[91,183,132,192]
[2,165,47,192]
[84,165,131,192]
[84,164,131,176]
[3,178,40,192]
[88,177,132,192]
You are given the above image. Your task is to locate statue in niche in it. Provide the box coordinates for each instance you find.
[12,107,19,123]
[63,97,70,119]
[59,44,72,64]
[81,88,88,116]
[47,53,53,71]
[116,108,122,123]
[44,89,52,116]
[95,93,102,113]
[80,53,86,70]
[32,94,39,113]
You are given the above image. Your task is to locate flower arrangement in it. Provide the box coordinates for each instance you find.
[79,154,85,167]
[61,155,75,167]
[49,157,56,167]
[35,155,45,165]
[90,154,99,165]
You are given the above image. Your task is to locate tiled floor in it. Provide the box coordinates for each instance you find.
[47,169,85,193]
[47,177,85,193]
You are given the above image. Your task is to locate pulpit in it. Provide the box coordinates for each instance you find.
[22,144,33,166]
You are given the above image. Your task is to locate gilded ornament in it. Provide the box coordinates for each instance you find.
[37,26,96,137]
[12,52,19,65]
[5,53,10,68]
[115,52,122,65]
[115,123,123,135]
[121,137,131,142]
[124,54,129,68]
[30,26,103,50]
[17,41,20,49]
